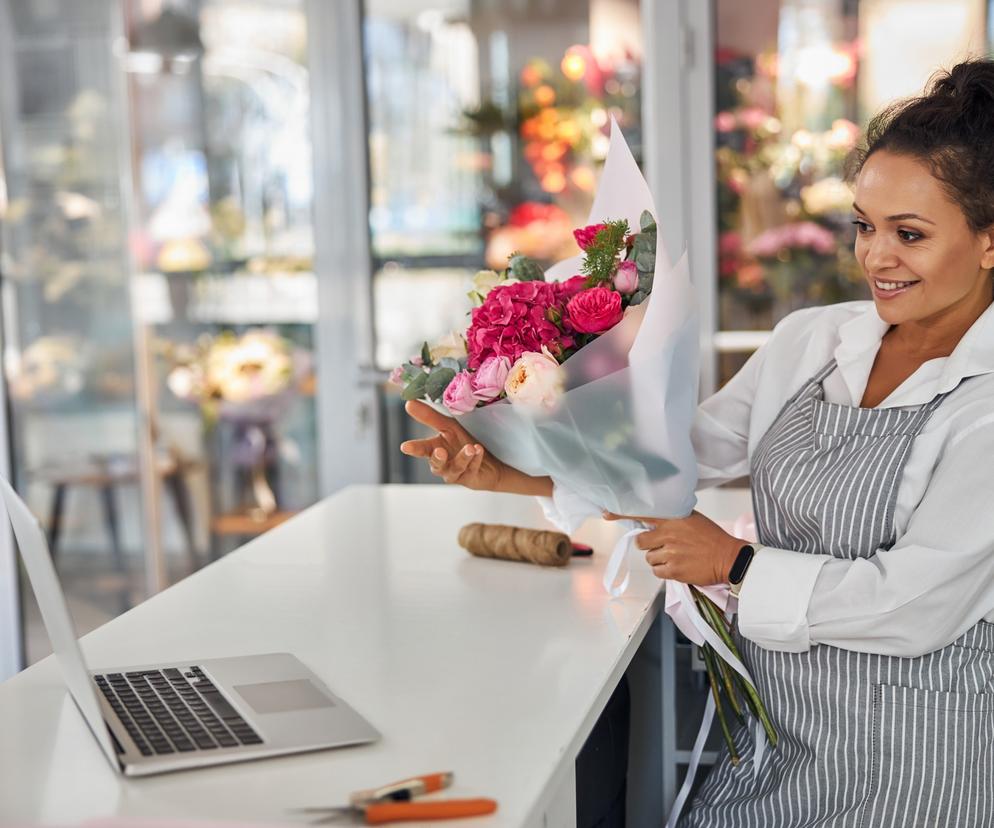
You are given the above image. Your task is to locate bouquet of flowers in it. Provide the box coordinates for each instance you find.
[394,122,776,776]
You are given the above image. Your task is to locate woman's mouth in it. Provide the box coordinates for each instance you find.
[872,278,920,299]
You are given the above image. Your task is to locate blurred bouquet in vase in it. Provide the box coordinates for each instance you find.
[393,122,776,773]
[164,328,311,519]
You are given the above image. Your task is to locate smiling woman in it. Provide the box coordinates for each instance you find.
[402,58,994,828]
[846,63,994,407]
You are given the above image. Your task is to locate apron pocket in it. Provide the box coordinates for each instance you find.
[861,684,994,828]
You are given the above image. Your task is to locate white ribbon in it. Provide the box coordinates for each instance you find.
[666,692,715,828]
[603,521,770,824]
[602,523,643,597]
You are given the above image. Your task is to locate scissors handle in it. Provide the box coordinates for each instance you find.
[353,771,454,805]
[365,798,498,824]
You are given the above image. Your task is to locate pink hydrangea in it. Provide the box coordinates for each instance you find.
[573,223,607,250]
[466,281,574,369]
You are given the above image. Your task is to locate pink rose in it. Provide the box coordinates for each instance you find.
[471,356,511,402]
[466,280,574,369]
[566,287,624,334]
[573,223,607,250]
[613,261,638,294]
[388,365,405,386]
[442,370,477,414]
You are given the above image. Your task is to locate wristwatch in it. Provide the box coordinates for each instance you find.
[728,544,757,597]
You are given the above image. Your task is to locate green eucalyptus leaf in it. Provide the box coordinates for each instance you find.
[629,290,647,306]
[401,371,429,401]
[439,357,462,372]
[636,251,655,272]
[425,367,457,401]
[638,271,654,293]
[640,210,657,233]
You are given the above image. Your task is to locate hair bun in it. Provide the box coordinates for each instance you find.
[930,60,994,117]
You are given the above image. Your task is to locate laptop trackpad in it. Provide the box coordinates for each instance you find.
[233,679,336,714]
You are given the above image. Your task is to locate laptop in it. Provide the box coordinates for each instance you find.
[0,475,380,776]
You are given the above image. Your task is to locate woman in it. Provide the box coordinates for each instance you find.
[401,59,994,827]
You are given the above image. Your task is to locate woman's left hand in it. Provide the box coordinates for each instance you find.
[602,510,745,585]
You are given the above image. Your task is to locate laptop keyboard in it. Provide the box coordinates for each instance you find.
[94,666,263,757]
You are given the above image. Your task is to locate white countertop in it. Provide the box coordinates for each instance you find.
[0,484,751,826]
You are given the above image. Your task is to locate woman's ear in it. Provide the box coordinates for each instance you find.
[980,226,994,271]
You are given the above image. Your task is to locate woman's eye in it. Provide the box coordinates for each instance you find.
[897,228,923,242]
[851,219,871,233]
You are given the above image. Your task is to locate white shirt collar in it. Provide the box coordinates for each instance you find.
[833,299,994,408]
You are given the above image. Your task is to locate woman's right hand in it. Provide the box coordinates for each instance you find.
[399,400,554,497]
[399,400,508,491]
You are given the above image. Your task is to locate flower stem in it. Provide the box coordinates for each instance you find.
[701,644,739,765]
[692,587,779,748]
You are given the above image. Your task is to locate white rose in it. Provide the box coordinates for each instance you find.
[429,331,467,362]
[470,270,520,306]
[504,347,565,411]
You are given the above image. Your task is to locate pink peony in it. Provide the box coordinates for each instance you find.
[504,348,565,411]
[466,280,574,369]
[613,261,638,294]
[442,370,477,414]
[471,356,511,402]
[566,287,624,334]
[573,223,607,250]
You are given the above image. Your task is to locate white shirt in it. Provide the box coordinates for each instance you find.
[541,299,994,658]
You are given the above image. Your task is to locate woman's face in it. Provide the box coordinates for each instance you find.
[853,150,994,327]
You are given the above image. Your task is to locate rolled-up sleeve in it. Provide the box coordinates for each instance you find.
[738,417,994,657]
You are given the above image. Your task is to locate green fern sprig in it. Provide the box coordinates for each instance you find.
[581,219,630,286]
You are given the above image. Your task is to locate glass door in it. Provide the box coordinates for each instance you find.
[0,0,368,670]
[0,0,151,666]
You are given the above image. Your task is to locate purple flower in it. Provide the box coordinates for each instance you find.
[471,356,511,402]
[442,370,477,415]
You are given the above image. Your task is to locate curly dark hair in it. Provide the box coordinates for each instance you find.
[846,58,994,232]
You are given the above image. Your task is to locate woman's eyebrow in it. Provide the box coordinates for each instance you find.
[852,202,936,225]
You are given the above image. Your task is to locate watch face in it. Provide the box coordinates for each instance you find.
[729,544,755,584]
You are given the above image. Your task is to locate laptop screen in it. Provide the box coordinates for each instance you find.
[0,476,117,768]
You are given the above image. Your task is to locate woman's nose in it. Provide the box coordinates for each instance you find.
[862,236,899,274]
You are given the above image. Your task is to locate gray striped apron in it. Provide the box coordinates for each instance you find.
[682,358,994,828]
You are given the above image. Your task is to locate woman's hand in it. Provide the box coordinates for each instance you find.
[399,400,506,490]
[603,509,745,585]
[399,400,553,496]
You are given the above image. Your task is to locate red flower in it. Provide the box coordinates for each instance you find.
[565,287,623,334]
[554,275,588,301]
[466,281,574,369]
[573,223,607,250]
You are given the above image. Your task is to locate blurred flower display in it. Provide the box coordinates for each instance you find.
[162,328,311,520]
[163,328,310,420]
[714,40,868,328]
[5,336,87,404]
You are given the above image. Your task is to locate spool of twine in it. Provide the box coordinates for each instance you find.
[458,523,572,567]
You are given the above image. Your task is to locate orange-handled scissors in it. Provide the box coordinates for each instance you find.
[295,772,498,824]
